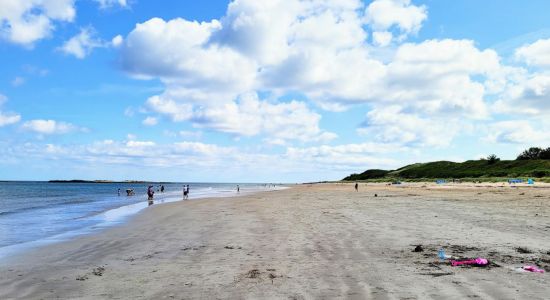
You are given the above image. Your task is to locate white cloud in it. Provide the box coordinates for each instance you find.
[3,138,405,180]
[494,73,550,115]
[358,106,462,147]
[192,92,337,142]
[147,91,336,142]
[0,113,21,126]
[142,116,158,126]
[22,119,84,134]
[515,38,550,68]
[372,31,392,47]
[94,0,127,9]
[111,34,123,47]
[0,94,21,126]
[146,95,193,122]
[286,142,402,171]
[59,27,104,59]
[0,0,76,46]
[485,120,550,145]
[114,0,520,150]
[365,0,427,40]
[382,39,502,119]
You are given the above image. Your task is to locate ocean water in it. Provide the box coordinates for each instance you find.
[0,181,282,258]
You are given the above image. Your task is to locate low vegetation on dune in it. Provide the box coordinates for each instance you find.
[344,147,550,182]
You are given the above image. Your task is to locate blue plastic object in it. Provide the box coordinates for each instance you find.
[438,249,446,260]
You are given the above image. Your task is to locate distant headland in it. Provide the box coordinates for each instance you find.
[48,180,161,184]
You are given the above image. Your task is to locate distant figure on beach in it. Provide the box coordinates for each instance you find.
[237,185,240,193]
[160,185,165,193]
[118,188,120,196]
[183,185,189,199]
[355,183,358,191]
[147,186,154,200]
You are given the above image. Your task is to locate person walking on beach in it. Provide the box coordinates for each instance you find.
[147,185,154,206]
[183,184,188,200]
[355,182,358,191]
[147,186,154,200]
[184,185,189,199]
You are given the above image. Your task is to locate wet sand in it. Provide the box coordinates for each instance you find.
[1,183,549,299]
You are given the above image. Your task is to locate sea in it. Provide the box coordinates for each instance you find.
[0,181,283,259]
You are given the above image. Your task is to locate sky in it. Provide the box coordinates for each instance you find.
[0,0,549,182]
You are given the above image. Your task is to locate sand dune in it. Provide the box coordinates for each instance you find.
[1,183,549,299]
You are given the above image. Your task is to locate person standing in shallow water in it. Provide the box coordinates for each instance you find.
[237,185,240,193]
[355,182,358,191]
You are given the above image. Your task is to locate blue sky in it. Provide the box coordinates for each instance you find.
[0,0,549,182]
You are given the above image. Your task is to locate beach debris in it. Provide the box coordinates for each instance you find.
[92,266,105,276]
[438,249,447,260]
[516,247,533,254]
[451,258,488,267]
[76,275,88,281]
[522,265,545,273]
[245,269,261,279]
[374,194,378,197]
[269,273,276,284]
[420,272,454,277]
[413,245,424,252]
[224,246,235,249]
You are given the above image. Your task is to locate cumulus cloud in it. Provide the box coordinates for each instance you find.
[111,34,123,47]
[114,0,518,149]
[494,73,550,115]
[0,94,21,126]
[365,0,427,44]
[358,106,462,147]
[21,119,85,134]
[515,38,550,68]
[383,39,502,119]
[485,120,550,145]
[59,27,104,59]
[146,91,336,142]
[0,0,76,46]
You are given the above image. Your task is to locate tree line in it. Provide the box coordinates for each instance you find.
[516,147,550,160]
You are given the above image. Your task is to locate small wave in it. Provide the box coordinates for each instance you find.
[0,198,99,216]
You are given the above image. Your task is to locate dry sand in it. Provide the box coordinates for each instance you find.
[1,183,549,299]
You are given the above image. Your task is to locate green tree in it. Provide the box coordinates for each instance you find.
[517,147,541,160]
[487,154,500,164]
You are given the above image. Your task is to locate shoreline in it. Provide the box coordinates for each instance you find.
[0,185,288,262]
[1,183,549,299]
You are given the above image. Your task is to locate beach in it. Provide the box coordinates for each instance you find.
[1,183,549,299]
